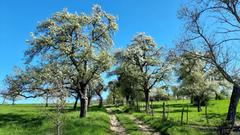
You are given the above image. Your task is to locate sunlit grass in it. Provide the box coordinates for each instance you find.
[109,99,240,135]
[0,105,111,135]
[135,100,240,126]
[1,100,239,135]
[116,113,143,135]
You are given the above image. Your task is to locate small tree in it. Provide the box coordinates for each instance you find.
[107,80,124,106]
[88,77,105,107]
[176,52,218,112]
[0,90,8,104]
[3,69,24,105]
[119,33,172,113]
[108,80,117,105]
[171,86,179,99]
[113,62,141,107]
[94,81,105,107]
[44,80,68,135]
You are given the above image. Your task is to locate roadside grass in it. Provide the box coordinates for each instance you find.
[0,104,111,135]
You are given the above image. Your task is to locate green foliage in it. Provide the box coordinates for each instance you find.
[121,33,172,92]
[176,52,220,108]
[151,88,170,101]
[111,33,173,112]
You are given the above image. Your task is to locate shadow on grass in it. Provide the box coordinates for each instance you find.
[154,109,195,114]
[0,113,44,128]
[46,105,107,114]
[138,117,174,135]
[206,113,226,120]
[89,106,107,112]
[151,102,192,109]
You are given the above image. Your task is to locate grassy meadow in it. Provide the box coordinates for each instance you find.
[0,100,240,135]
[0,105,111,135]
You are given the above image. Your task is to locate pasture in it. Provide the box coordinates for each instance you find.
[0,100,239,135]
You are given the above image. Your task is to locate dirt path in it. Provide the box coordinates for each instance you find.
[106,108,127,135]
[128,115,160,135]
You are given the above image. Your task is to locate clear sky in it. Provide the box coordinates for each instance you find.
[0,0,185,104]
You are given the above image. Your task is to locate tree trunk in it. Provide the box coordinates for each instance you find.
[144,90,150,113]
[126,95,130,105]
[87,96,92,108]
[73,94,79,110]
[98,94,103,107]
[162,102,166,120]
[226,85,240,125]
[79,60,88,118]
[12,98,15,105]
[112,95,116,105]
[80,97,88,118]
[215,92,220,100]
[190,96,194,104]
[136,97,139,111]
[197,96,202,112]
[2,97,6,104]
[80,87,88,118]
[45,94,49,107]
[130,96,135,106]
[45,101,48,107]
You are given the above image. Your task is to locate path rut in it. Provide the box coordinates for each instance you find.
[106,108,127,135]
[128,115,160,135]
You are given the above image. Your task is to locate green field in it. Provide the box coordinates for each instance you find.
[0,105,111,135]
[108,99,240,135]
[134,100,240,126]
[0,100,239,135]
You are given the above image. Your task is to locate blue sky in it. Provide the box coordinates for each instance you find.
[0,0,185,103]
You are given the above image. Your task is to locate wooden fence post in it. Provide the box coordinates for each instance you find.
[162,102,166,120]
[150,98,154,116]
[167,102,169,120]
[181,106,184,126]
[186,104,189,125]
[205,104,209,124]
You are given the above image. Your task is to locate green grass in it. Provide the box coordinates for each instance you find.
[109,99,240,135]
[115,113,143,135]
[136,99,240,126]
[0,105,111,135]
[133,112,213,135]
[1,100,239,135]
